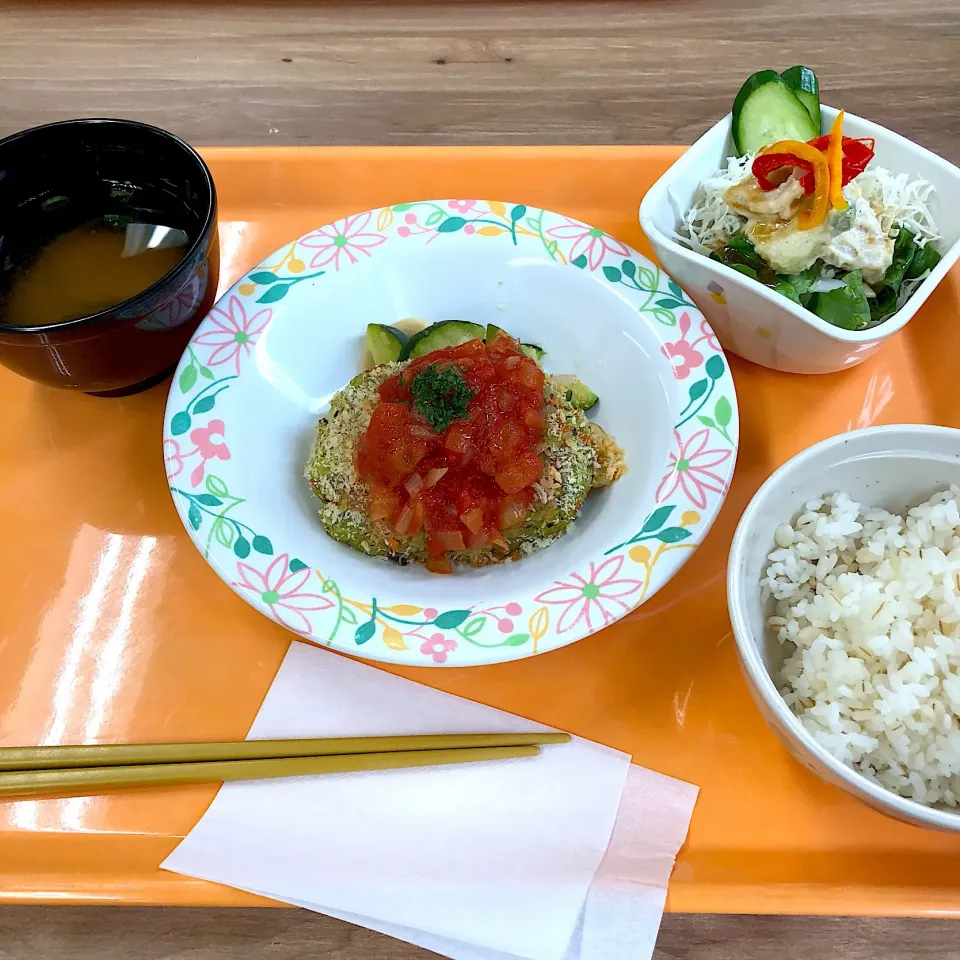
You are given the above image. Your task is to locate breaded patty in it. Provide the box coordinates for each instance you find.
[305,363,625,566]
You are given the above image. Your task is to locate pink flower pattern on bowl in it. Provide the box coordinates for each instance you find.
[534,556,643,634]
[233,555,333,634]
[164,426,231,488]
[661,312,723,380]
[545,217,631,271]
[186,419,230,487]
[656,428,732,510]
[193,295,273,375]
[164,438,184,481]
[298,211,388,270]
[420,633,458,664]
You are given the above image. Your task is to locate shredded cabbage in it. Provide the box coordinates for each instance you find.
[898,270,934,309]
[809,277,848,293]
[680,154,753,254]
[853,167,941,248]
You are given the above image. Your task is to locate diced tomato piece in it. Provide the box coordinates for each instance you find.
[425,467,448,488]
[486,418,528,469]
[460,507,484,534]
[495,451,542,495]
[498,495,529,530]
[445,423,470,452]
[466,529,492,549]
[377,377,408,404]
[357,403,430,488]
[433,530,466,552]
[486,329,522,359]
[497,386,516,411]
[444,423,477,468]
[452,339,487,362]
[523,408,546,430]
[508,357,545,393]
[394,498,424,536]
[425,529,450,558]
[369,485,399,521]
[426,554,453,575]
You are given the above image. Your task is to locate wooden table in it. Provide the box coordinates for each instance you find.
[1,0,959,956]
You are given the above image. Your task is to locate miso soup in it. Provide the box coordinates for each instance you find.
[1,218,189,327]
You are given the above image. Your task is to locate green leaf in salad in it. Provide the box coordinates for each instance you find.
[868,231,943,322]
[808,270,872,331]
[906,241,942,280]
[874,228,918,300]
[729,263,759,281]
[714,232,780,285]
[773,280,801,304]
[726,233,758,257]
[869,287,899,324]
[771,263,820,306]
[786,264,820,297]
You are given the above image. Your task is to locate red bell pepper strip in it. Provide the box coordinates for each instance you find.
[751,135,875,195]
[752,152,814,190]
[754,140,831,230]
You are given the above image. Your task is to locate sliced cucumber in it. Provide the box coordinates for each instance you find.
[731,70,819,156]
[399,320,486,361]
[780,65,821,131]
[365,323,407,365]
[520,343,546,363]
[485,323,504,342]
[553,375,598,412]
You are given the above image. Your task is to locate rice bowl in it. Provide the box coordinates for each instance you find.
[727,425,960,831]
[764,489,960,808]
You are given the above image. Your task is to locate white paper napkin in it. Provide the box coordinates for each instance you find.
[162,641,698,960]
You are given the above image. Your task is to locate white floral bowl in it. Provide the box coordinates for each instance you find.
[163,200,738,667]
[640,106,960,375]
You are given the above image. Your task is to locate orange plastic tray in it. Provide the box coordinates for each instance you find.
[2,146,960,917]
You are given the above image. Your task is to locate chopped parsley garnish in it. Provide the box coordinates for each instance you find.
[410,363,475,433]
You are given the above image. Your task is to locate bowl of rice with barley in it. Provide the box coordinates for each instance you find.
[728,424,960,830]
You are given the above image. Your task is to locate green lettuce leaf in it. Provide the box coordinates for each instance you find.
[729,262,759,281]
[774,280,801,303]
[874,228,917,301]
[716,232,780,285]
[869,230,942,322]
[772,263,826,307]
[808,270,872,331]
[869,286,899,324]
[906,241,942,280]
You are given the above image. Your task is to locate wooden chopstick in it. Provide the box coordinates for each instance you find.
[0,732,569,772]
[0,745,542,799]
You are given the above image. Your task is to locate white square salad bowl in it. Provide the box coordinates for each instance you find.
[640,106,960,375]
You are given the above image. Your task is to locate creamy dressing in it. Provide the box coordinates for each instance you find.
[726,177,895,283]
[821,192,894,285]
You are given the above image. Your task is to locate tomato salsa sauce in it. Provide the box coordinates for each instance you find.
[356,333,547,574]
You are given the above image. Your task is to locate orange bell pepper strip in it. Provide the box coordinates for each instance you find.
[826,110,849,212]
[757,139,831,230]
